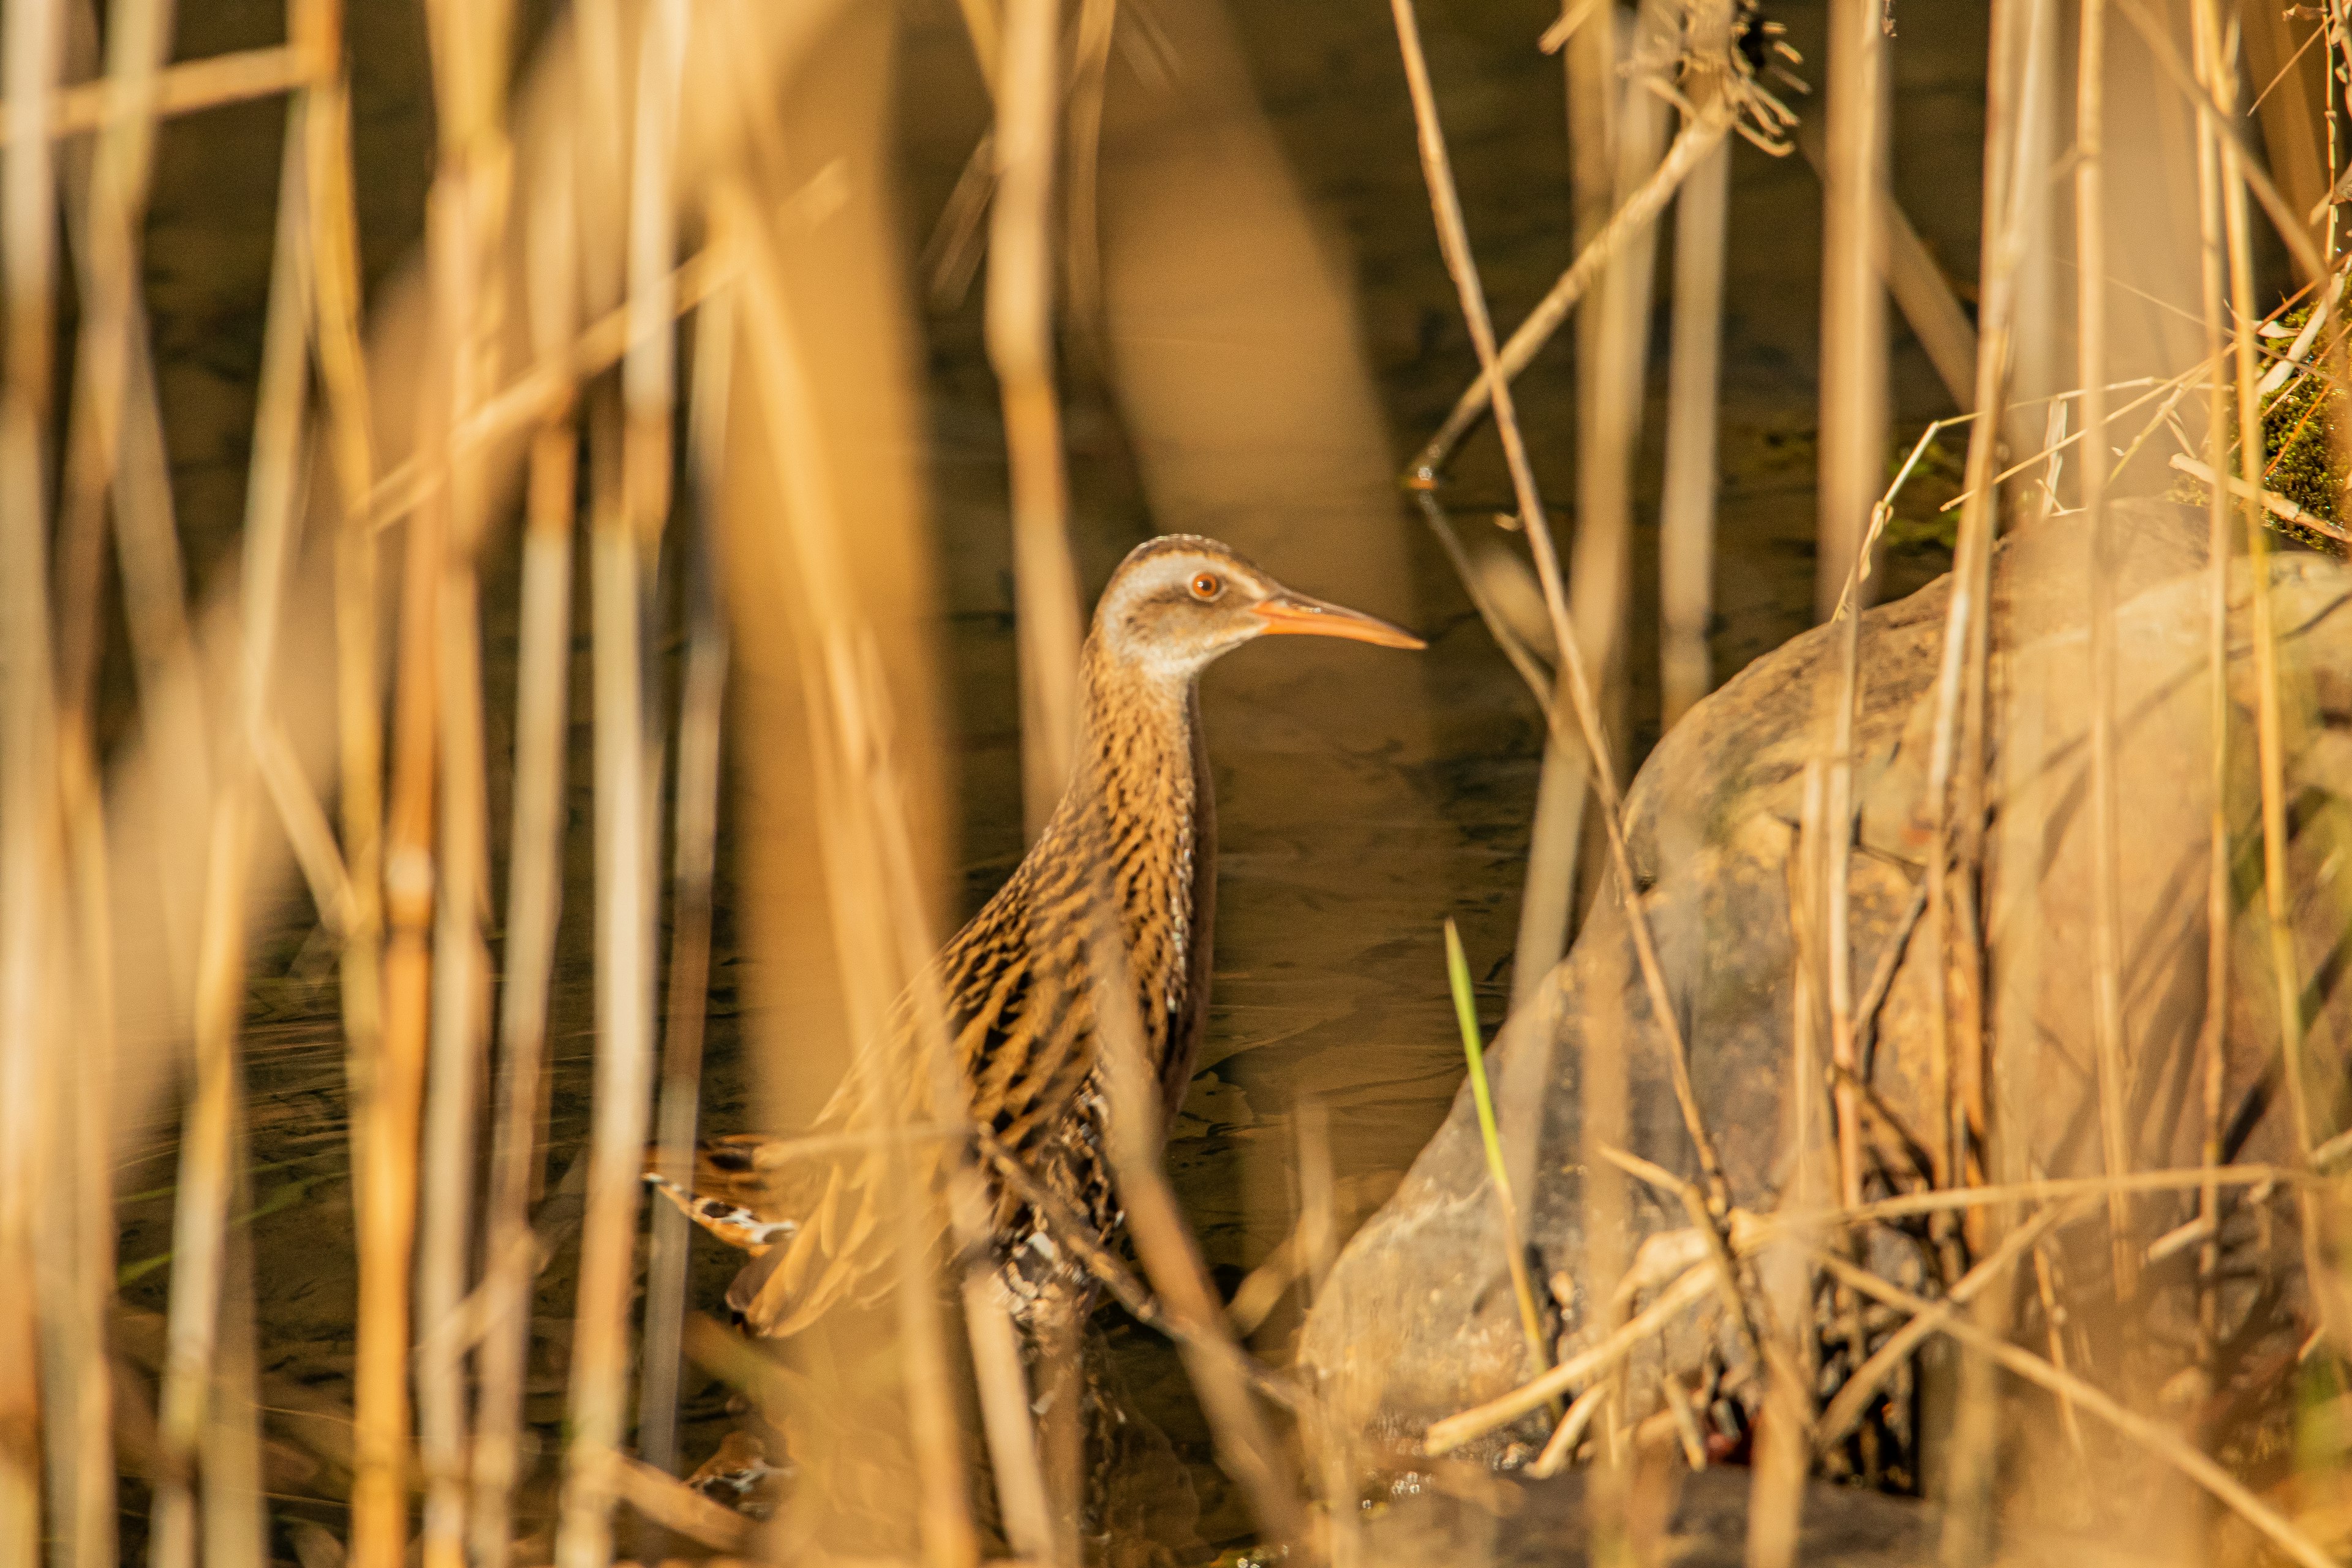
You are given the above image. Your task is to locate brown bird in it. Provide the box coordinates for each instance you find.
[648,534,1423,1336]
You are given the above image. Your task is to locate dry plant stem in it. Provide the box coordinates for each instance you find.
[471,135,579,1568]
[43,0,172,1558]
[152,105,313,1568]
[0,43,304,148]
[975,1136,1302,1412]
[301,0,388,1285]
[1389,0,1735,1221]
[415,5,514,1561]
[1425,1262,1717,1453]
[724,191,1038,1559]
[639,269,735,1485]
[2218,66,2341,1352]
[472,420,577,1568]
[1659,16,1732,726]
[417,557,489,1568]
[1090,932,1310,1547]
[1818,0,1884,1218]
[352,257,443,1568]
[2111,0,2330,285]
[2191,0,2230,1368]
[556,2,682,1555]
[0,3,62,1562]
[1817,1252,2342,1568]
[1528,1381,1610,1477]
[1408,96,1736,480]
[2077,0,2139,1302]
[362,246,729,533]
[1924,0,2042,1220]
[1062,0,1118,345]
[1814,0,1888,623]
[1813,1199,2086,1451]
[553,391,660,1568]
[988,0,1084,841]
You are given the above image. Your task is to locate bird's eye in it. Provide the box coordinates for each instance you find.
[1189,572,1224,601]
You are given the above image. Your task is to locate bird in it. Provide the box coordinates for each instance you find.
[646,533,1423,1338]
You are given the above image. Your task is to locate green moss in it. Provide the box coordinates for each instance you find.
[2172,304,2349,552]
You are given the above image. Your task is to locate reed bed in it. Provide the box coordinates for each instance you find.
[6,0,2352,1566]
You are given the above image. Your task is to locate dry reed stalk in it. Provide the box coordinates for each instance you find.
[1088,929,1310,1547]
[42,0,175,1559]
[988,0,1085,841]
[2111,0,2329,286]
[353,176,449,1568]
[722,187,1042,1560]
[0,3,62,1561]
[554,11,685,1561]
[414,6,514,1562]
[1812,1198,2089,1453]
[297,6,390,1340]
[2075,0,2141,1305]
[1922,0,2042,1249]
[2189,0,2231,1373]
[1408,94,1736,480]
[0,44,304,148]
[470,128,580,1568]
[1425,1263,1717,1453]
[1814,0,1888,625]
[1389,0,1736,1224]
[1746,766,1829,1568]
[638,247,736,1489]
[1062,0,1118,349]
[151,101,314,1568]
[2214,20,2351,1358]
[1817,0,1887,1223]
[360,247,732,537]
[973,1136,1305,1414]
[1793,121,1981,411]
[1659,0,1733,729]
[1816,1252,2342,1568]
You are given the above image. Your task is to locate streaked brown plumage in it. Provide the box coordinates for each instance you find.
[648,534,1422,1336]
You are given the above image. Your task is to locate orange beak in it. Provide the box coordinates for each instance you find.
[1249,591,1427,650]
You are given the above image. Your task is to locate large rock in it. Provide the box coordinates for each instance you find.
[1301,502,2352,1460]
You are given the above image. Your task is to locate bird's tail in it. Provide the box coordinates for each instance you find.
[641,1127,952,1338]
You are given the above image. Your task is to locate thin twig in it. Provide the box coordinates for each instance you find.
[1817,1251,2340,1568]
[1389,0,1736,1226]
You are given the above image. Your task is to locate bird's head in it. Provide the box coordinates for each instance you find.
[1091,533,1426,680]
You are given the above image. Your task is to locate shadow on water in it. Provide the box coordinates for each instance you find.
[116,0,1977,1556]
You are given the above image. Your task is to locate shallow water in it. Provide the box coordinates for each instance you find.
[110,0,1975,1557]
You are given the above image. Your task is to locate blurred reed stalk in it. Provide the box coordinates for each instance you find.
[0,0,64,1562]
[989,0,1085,842]
[554,4,685,1562]
[1926,1,2048,1556]
[410,6,514,1567]
[1658,0,1733,730]
[721,181,1052,1560]
[44,0,178,1559]
[1746,764,1830,1568]
[2213,0,2347,1357]
[1817,0,1888,1221]
[2190,0,2231,1372]
[1088,925,1310,1547]
[1390,0,1735,1236]
[470,116,580,1568]
[150,87,315,1568]
[638,222,737,1487]
[2075,0,2139,1305]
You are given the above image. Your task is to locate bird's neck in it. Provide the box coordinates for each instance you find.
[1040,637,1207,1013]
